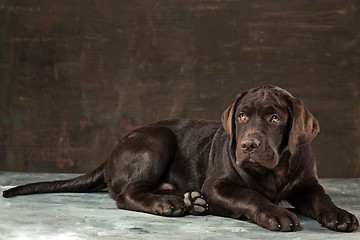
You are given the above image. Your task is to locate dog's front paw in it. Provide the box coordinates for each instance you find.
[317,207,359,232]
[183,191,209,215]
[255,206,300,232]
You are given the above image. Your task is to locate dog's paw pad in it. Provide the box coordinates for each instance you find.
[194,198,206,205]
[191,191,201,198]
[184,191,208,215]
[193,205,207,213]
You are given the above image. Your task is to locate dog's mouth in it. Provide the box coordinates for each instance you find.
[237,151,279,169]
[235,154,260,167]
[245,155,261,167]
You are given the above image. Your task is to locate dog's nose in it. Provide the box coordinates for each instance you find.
[241,139,260,153]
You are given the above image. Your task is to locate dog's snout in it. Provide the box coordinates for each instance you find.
[241,139,260,153]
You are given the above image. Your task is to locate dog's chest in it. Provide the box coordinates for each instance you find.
[252,164,292,204]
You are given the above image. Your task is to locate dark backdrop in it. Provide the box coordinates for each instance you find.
[1,0,359,177]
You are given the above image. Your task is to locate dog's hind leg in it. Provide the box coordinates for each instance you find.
[153,186,209,216]
[106,126,188,217]
[116,182,187,217]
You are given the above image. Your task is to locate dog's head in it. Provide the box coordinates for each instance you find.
[221,85,320,169]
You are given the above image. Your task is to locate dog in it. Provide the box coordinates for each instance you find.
[3,85,359,232]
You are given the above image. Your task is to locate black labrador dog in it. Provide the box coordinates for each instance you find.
[3,85,359,232]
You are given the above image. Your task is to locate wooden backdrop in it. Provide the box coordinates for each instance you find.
[0,0,359,177]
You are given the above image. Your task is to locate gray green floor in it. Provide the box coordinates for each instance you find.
[1,172,359,239]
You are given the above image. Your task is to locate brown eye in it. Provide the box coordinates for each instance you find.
[270,115,280,123]
[239,112,247,122]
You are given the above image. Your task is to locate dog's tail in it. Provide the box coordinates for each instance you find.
[2,162,107,198]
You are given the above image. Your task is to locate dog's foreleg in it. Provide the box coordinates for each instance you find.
[287,181,359,232]
[203,180,300,232]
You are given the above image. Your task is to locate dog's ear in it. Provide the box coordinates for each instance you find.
[288,98,320,154]
[221,103,235,136]
[221,91,247,138]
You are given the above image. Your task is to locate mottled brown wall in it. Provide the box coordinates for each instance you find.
[0,0,359,177]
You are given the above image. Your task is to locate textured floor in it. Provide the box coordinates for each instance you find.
[1,172,359,240]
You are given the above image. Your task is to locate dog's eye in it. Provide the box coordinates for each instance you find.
[239,113,248,122]
[270,115,280,123]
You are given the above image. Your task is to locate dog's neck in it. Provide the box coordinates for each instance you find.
[238,151,294,204]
